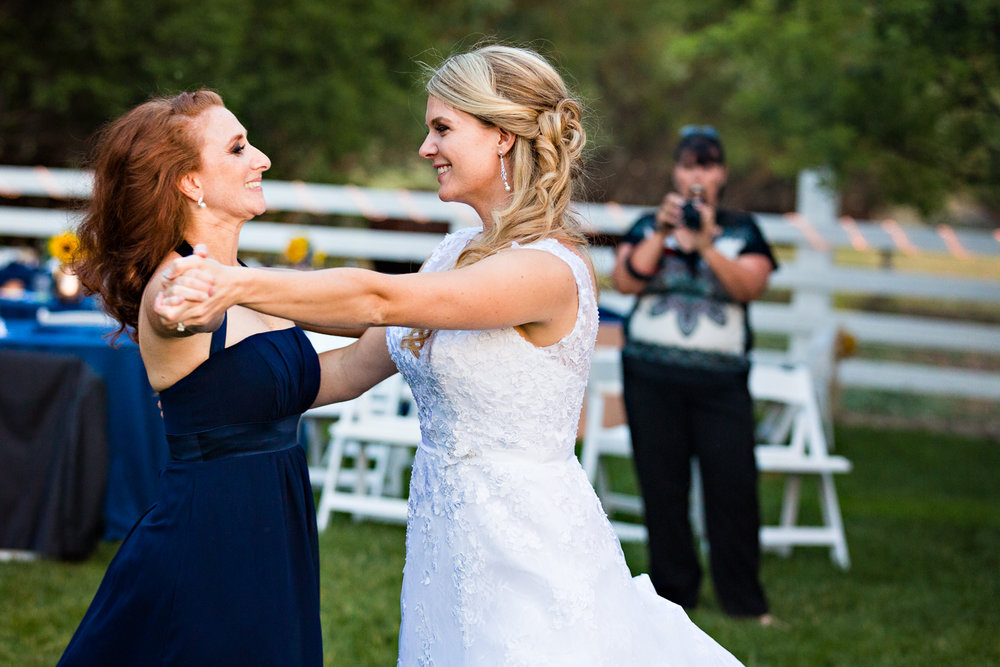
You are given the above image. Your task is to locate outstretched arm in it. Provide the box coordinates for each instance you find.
[154,246,579,338]
[311,327,398,407]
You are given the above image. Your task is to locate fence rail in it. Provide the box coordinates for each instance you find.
[2,166,999,402]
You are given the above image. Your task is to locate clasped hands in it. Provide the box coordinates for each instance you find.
[153,244,231,334]
[654,193,718,254]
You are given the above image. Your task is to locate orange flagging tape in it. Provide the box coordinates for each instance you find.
[785,213,831,252]
[345,185,386,222]
[936,224,971,260]
[879,219,919,256]
[838,216,870,252]
[34,166,64,199]
[396,189,430,223]
[291,180,324,216]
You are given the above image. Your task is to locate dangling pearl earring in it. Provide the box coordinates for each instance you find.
[499,150,511,192]
[197,195,206,209]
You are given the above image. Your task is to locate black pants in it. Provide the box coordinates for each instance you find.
[622,355,768,617]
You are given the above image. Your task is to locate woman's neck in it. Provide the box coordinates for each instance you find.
[184,217,244,266]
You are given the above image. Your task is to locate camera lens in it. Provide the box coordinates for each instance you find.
[681,201,701,230]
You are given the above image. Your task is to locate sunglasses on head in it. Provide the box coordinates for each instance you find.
[679,124,719,138]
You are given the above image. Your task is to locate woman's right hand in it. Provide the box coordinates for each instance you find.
[654,193,684,231]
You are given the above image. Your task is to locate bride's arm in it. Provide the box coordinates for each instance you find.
[311,327,398,407]
[155,247,576,334]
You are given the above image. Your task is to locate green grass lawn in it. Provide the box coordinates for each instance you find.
[2,424,998,666]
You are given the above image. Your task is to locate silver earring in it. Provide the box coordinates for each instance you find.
[197,195,206,209]
[499,151,511,192]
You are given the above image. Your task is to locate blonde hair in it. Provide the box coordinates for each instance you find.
[403,45,587,355]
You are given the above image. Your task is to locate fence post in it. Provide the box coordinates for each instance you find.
[789,168,837,359]
[788,169,839,437]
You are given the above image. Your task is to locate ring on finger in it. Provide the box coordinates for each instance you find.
[176,322,186,333]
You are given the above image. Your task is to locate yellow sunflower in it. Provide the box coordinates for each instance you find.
[835,328,857,360]
[48,231,80,265]
[284,237,310,265]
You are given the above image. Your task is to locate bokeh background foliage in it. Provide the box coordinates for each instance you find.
[0,0,997,218]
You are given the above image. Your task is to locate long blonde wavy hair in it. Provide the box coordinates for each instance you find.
[402,45,588,356]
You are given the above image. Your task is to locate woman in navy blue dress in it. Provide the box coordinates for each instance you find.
[59,90,324,665]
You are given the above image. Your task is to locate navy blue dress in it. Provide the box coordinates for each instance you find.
[59,316,323,666]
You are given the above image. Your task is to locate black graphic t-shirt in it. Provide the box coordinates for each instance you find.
[621,208,778,381]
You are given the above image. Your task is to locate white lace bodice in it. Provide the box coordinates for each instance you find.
[387,226,598,466]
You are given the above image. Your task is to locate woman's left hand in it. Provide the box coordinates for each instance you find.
[154,246,235,333]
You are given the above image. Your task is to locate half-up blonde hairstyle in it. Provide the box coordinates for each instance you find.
[403,45,587,355]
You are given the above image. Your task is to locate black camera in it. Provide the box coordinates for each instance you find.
[681,201,702,230]
[680,185,705,231]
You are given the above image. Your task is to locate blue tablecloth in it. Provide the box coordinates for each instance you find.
[0,320,169,539]
[0,297,46,320]
[0,295,102,321]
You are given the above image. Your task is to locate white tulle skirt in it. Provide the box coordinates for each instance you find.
[396,448,744,666]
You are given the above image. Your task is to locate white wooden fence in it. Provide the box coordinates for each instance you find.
[2,166,999,401]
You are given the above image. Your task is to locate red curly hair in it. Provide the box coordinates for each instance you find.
[73,89,223,343]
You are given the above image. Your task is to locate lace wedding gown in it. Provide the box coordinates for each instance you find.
[387,227,742,666]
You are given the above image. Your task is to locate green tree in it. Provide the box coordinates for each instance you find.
[661,0,1000,215]
[445,0,1000,216]
[1,1,996,218]
[0,0,449,183]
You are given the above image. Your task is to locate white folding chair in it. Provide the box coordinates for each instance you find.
[303,402,349,486]
[314,374,421,531]
[580,369,647,543]
[752,323,839,449]
[580,350,852,568]
[750,362,852,569]
[580,347,704,544]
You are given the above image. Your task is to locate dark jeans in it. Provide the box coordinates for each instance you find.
[622,354,768,617]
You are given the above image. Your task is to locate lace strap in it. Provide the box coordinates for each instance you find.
[422,226,481,273]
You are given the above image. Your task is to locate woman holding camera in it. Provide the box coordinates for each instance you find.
[611,127,777,622]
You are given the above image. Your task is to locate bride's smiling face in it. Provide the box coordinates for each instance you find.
[419,95,508,221]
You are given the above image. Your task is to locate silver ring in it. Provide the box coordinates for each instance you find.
[176,322,186,333]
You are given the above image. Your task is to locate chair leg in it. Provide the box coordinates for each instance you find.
[365,445,390,498]
[385,448,412,498]
[757,404,796,444]
[352,444,392,520]
[818,472,851,569]
[301,419,323,468]
[351,444,372,522]
[317,437,347,532]
[306,422,333,488]
[774,474,802,557]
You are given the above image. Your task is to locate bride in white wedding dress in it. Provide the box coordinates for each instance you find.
[385,224,740,666]
[156,45,742,666]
